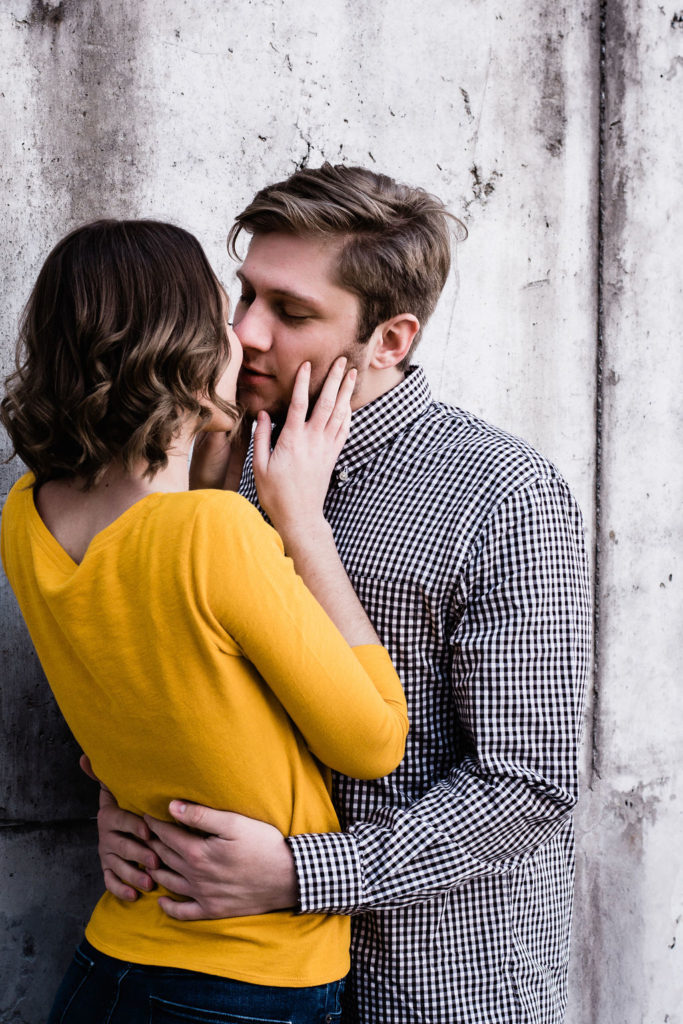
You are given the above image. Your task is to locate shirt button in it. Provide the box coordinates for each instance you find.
[337,466,349,484]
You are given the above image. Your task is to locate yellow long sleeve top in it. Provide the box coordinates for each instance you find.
[1,474,408,986]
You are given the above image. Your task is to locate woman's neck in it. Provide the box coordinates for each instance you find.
[35,429,196,564]
[101,441,193,497]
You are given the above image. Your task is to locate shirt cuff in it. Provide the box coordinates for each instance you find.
[286,830,364,915]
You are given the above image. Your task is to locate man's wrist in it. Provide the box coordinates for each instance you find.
[286,831,363,915]
[271,836,300,911]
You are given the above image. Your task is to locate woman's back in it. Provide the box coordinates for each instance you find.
[2,479,404,986]
[0,218,408,1019]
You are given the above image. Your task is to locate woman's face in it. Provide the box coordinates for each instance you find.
[202,326,243,432]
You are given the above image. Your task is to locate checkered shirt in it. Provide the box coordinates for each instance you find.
[239,366,591,1024]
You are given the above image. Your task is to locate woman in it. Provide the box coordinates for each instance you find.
[0,219,408,1024]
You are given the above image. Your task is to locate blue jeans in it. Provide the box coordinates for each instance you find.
[47,939,346,1024]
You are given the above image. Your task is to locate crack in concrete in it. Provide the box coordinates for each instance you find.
[590,0,608,787]
[0,818,95,832]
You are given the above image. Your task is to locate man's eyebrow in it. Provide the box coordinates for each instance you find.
[235,269,323,309]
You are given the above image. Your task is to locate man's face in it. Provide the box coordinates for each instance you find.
[233,232,368,422]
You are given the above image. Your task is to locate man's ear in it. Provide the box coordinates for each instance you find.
[367,314,420,369]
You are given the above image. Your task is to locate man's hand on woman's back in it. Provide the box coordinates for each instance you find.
[80,755,297,918]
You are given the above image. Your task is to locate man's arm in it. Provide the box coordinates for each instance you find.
[90,790,298,913]
[98,473,590,919]
[289,475,591,913]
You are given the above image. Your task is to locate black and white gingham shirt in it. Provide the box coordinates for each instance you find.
[240,366,591,1024]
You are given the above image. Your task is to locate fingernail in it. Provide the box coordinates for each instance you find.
[171,801,187,816]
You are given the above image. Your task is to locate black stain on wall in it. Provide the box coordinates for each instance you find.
[536,32,567,157]
[31,0,66,25]
[460,86,473,121]
[27,3,146,225]
[460,163,502,219]
[602,0,638,275]
[14,0,67,28]
[467,163,502,209]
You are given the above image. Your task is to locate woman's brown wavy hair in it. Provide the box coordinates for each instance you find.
[1,219,239,489]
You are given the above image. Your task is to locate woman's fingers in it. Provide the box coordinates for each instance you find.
[283,360,312,431]
[252,410,273,479]
[252,356,356,529]
[327,367,356,439]
[307,356,348,430]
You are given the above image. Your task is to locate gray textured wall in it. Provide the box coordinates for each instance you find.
[1,1,681,1021]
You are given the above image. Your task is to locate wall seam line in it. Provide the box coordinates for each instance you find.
[590,0,607,786]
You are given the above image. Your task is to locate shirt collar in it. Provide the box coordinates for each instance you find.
[336,365,432,474]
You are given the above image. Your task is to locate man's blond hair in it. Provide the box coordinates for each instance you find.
[228,163,465,368]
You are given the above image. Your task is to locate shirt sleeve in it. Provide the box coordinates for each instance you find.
[198,492,409,782]
[287,475,591,913]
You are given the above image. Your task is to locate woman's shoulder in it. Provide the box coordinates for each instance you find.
[4,471,35,501]
[178,487,261,521]
[2,472,36,523]
[1,473,36,571]
[159,490,284,586]
[170,489,281,550]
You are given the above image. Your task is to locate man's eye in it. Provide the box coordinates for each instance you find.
[280,310,310,322]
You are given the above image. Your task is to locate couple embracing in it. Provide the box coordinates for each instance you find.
[1,163,590,1024]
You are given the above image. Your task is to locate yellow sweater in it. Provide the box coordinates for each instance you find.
[1,474,408,986]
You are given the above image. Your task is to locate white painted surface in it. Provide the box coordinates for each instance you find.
[0,0,680,1019]
[568,4,683,1023]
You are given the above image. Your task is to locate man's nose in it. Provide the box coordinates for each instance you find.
[233,303,272,353]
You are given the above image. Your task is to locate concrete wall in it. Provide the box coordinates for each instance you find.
[0,0,680,1020]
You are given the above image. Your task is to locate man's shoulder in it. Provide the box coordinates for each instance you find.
[408,397,566,504]
[394,399,585,571]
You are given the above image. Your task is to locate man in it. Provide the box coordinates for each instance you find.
[95,163,591,1023]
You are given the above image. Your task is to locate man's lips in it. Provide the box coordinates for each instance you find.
[239,366,275,382]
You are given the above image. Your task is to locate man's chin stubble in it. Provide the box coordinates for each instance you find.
[238,349,364,426]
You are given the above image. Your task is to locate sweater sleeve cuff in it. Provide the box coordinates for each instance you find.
[286,830,364,915]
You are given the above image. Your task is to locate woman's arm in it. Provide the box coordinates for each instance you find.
[90,358,407,902]
[252,358,378,646]
[212,359,406,780]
